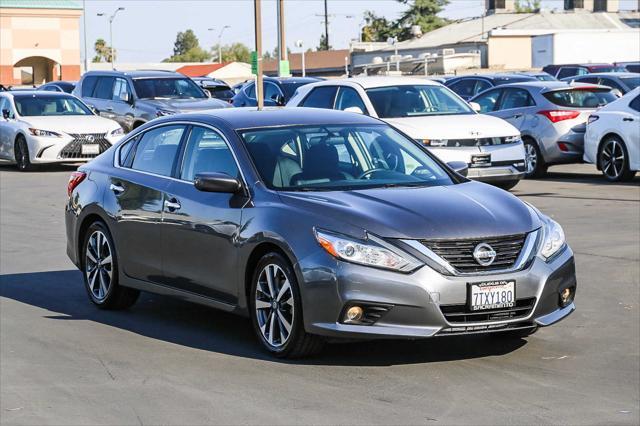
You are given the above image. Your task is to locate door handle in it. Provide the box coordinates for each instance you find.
[511,114,523,119]
[623,117,634,122]
[164,198,181,211]
[105,107,114,112]
[110,183,125,194]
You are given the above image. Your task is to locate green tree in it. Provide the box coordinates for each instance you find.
[362,0,449,43]
[317,33,332,51]
[164,29,211,62]
[361,11,400,42]
[214,42,252,63]
[515,0,541,12]
[92,38,114,63]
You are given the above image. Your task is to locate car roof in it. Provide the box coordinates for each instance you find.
[307,76,441,89]
[165,107,382,130]
[568,72,639,79]
[5,90,76,97]
[83,69,183,78]
[496,81,611,91]
[263,76,322,85]
[450,73,538,81]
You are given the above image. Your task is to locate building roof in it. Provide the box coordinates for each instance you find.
[0,0,82,9]
[312,76,441,89]
[175,63,229,77]
[262,49,350,73]
[383,11,640,51]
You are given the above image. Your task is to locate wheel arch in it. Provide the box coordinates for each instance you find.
[76,211,111,269]
[597,132,624,171]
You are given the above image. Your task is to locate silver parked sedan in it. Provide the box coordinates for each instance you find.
[470,82,618,177]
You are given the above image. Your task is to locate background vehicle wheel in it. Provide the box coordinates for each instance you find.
[250,252,324,358]
[14,136,34,172]
[523,139,547,178]
[494,180,520,191]
[82,221,139,310]
[598,136,636,182]
[491,326,538,339]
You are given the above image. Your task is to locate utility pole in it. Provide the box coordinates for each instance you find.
[324,0,329,50]
[97,7,125,70]
[254,0,264,109]
[83,0,88,73]
[277,0,287,76]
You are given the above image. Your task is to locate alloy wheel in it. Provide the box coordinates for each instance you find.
[524,143,537,175]
[254,264,295,348]
[85,230,113,301]
[16,140,29,170]
[601,139,625,180]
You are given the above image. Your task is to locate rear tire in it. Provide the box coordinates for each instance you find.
[14,136,34,172]
[523,139,547,178]
[598,136,636,182]
[494,180,520,191]
[249,252,324,358]
[81,221,139,310]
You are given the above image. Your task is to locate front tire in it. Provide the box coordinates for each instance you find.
[249,252,324,358]
[598,136,636,182]
[14,136,34,172]
[523,139,547,178]
[81,221,139,310]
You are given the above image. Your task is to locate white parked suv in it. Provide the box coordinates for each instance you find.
[584,87,639,182]
[0,91,123,171]
[287,77,526,190]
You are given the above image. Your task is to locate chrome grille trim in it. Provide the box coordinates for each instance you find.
[59,133,111,159]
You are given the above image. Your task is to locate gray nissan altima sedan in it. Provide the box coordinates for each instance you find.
[65,108,576,358]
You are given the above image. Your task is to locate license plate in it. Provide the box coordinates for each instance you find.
[469,280,515,311]
[81,144,100,155]
[470,153,491,167]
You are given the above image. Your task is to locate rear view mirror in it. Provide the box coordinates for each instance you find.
[344,106,364,114]
[469,102,481,113]
[194,172,242,193]
[447,161,468,177]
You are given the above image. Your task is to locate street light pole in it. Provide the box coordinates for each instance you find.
[254,0,263,110]
[295,40,305,77]
[97,7,124,70]
[218,25,230,64]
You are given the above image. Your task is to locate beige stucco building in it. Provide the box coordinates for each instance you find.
[0,0,82,86]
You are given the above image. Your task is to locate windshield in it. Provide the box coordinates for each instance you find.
[14,95,92,116]
[535,74,556,81]
[240,124,456,191]
[132,78,205,99]
[621,77,640,90]
[365,85,474,118]
[543,88,618,108]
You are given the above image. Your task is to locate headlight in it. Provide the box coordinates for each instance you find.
[28,128,61,137]
[314,229,422,272]
[110,127,124,136]
[156,109,178,117]
[505,135,521,144]
[539,216,566,261]
[421,139,448,147]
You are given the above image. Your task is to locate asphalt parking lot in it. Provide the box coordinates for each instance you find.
[1,163,638,425]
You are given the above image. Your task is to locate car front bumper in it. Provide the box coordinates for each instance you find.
[299,244,576,339]
[466,164,526,183]
[27,134,119,164]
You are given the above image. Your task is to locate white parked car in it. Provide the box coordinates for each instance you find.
[0,91,123,171]
[584,88,639,182]
[287,77,526,190]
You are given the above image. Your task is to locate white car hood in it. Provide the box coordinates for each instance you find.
[383,114,519,139]
[20,115,120,135]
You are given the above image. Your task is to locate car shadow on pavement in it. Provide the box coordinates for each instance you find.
[524,169,640,187]
[0,164,79,173]
[0,270,527,367]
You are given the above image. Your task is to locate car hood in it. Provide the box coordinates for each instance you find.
[140,97,230,112]
[384,114,520,140]
[279,181,540,240]
[20,115,121,134]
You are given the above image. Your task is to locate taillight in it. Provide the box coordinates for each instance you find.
[557,142,569,152]
[537,110,580,123]
[67,171,86,197]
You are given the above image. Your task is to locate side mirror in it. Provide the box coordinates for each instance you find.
[469,102,481,113]
[611,89,623,98]
[343,106,364,114]
[203,89,212,98]
[271,94,286,106]
[447,161,468,177]
[194,172,242,193]
[2,109,10,120]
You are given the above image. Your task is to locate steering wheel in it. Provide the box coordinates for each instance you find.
[358,168,389,180]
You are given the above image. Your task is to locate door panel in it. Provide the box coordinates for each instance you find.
[110,78,135,131]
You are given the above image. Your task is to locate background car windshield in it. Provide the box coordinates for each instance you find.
[620,77,640,90]
[543,88,617,108]
[13,95,92,116]
[366,85,474,118]
[133,78,205,99]
[240,124,455,191]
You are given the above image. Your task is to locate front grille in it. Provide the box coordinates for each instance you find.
[432,137,516,148]
[421,233,526,273]
[440,297,536,324]
[59,133,111,159]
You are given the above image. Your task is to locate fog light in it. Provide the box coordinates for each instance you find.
[346,306,364,322]
[560,287,573,307]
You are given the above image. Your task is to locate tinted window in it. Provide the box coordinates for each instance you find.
[94,77,115,100]
[500,89,535,110]
[577,77,599,84]
[264,82,283,102]
[474,89,501,113]
[557,68,579,79]
[42,85,60,92]
[207,86,234,99]
[130,125,186,176]
[81,75,98,97]
[132,78,205,99]
[448,79,477,98]
[543,88,617,108]
[240,124,455,190]
[475,80,492,94]
[366,85,474,118]
[280,80,318,99]
[245,82,256,98]
[629,95,640,112]
[119,137,137,166]
[626,64,640,73]
[301,86,337,109]
[0,97,14,118]
[335,87,366,113]
[112,78,132,102]
[620,77,640,91]
[13,95,93,116]
[180,126,238,181]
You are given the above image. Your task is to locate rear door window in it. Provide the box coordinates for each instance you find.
[301,86,338,109]
[94,77,115,100]
[500,88,535,110]
[81,76,98,97]
[130,125,186,177]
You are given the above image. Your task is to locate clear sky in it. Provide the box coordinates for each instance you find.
[80,0,638,63]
